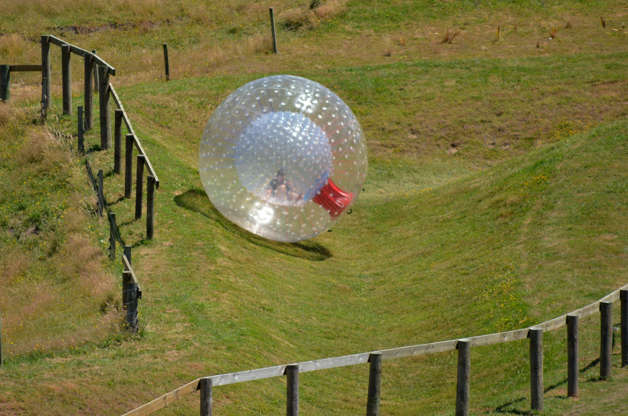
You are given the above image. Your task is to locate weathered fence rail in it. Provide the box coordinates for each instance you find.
[0,64,42,101]
[123,284,628,416]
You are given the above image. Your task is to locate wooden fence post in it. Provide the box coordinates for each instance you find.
[121,246,137,332]
[600,301,612,379]
[124,245,132,265]
[269,8,278,54]
[108,212,116,260]
[200,377,213,416]
[286,364,299,416]
[98,66,110,149]
[529,328,543,412]
[97,169,104,217]
[135,155,145,219]
[77,105,85,154]
[125,134,133,198]
[92,50,99,92]
[456,340,470,416]
[621,290,628,367]
[114,109,123,173]
[122,270,138,331]
[567,314,578,397]
[61,44,71,115]
[147,175,155,240]
[40,35,50,120]
[162,43,170,81]
[83,55,93,130]
[0,65,10,101]
[366,352,381,416]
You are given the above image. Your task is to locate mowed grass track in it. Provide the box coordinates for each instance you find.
[1,1,627,414]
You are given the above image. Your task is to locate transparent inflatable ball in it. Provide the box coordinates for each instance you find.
[199,75,367,242]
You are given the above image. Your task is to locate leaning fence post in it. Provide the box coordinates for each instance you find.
[0,65,10,101]
[162,43,170,81]
[200,377,213,416]
[529,328,543,411]
[286,364,299,416]
[269,8,278,54]
[125,134,133,198]
[135,155,145,219]
[108,212,116,260]
[98,66,110,149]
[77,105,85,154]
[40,35,50,120]
[146,175,155,240]
[366,352,382,416]
[621,290,628,367]
[61,44,72,115]
[567,314,578,397]
[456,339,470,416]
[114,109,123,173]
[83,55,93,130]
[600,301,612,379]
[97,169,104,217]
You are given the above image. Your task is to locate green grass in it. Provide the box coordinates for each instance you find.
[0,1,627,415]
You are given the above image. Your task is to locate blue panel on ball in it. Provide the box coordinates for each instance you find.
[199,75,367,242]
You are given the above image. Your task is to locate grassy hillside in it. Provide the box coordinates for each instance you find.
[0,1,627,415]
[0,104,118,362]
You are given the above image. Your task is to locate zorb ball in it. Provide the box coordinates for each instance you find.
[199,75,367,242]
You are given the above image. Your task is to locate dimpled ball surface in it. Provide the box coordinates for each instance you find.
[199,75,367,242]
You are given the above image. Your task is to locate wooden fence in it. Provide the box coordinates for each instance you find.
[41,34,159,239]
[0,34,156,364]
[39,34,155,330]
[123,284,628,416]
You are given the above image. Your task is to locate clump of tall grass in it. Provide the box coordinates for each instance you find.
[279,0,347,31]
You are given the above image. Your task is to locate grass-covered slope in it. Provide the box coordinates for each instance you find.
[0,1,627,414]
[2,102,624,415]
[0,104,118,363]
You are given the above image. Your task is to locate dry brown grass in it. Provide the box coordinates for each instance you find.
[0,247,31,284]
[279,7,321,31]
[440,28,460,44]
[166,32,272,81]
[279,0,347,31]
[0,102,16,126]
[312,0,348,20]
[0,33,34,61]
[16,128,70,170]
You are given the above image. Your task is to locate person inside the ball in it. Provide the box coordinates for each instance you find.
[266,168,302,203]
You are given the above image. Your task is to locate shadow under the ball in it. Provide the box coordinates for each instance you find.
[174,189,332,261]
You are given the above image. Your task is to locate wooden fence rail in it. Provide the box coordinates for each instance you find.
[122,284,628,416]
[108,83,160,185]
[0,64,42,101]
